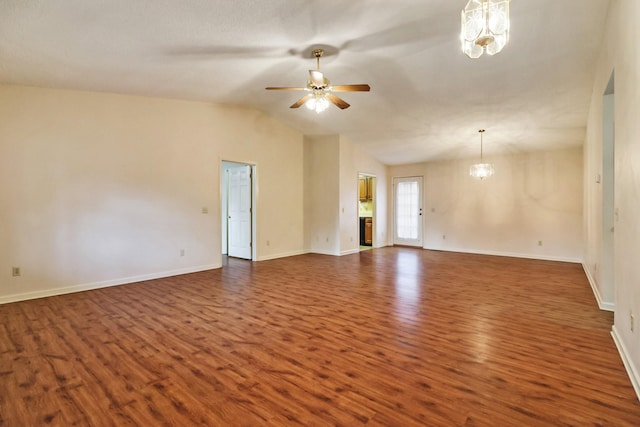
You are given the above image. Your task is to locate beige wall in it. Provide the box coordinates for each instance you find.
[339,135,389,253]
[303,134,388,255]
[0,84,304,302]
[584,0,640,395]
[303,135,341,255]
[389,147,583,261]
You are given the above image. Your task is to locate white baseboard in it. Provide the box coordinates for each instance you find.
[301,248,368,257]
[0,264,219,305]
[305,249,336,256]
[340,248,361,256]
[611,325,640,402]
[425,246,582,264]
[582,263,615,311]
[257,249,308,261]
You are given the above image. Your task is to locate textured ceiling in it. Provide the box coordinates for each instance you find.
[0,0,609,165]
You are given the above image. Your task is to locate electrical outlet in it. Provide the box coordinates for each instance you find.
[12,267,20,277]
[538,240,543,246]
[442,235,446,240]
[266,240,270,246]
[180,249,185,257]
[201,207,208,214]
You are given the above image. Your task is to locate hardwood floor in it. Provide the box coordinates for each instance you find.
[1,248,639,426]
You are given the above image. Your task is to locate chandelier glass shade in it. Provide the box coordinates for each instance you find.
[461,0,510,59]
[469,162,495,180]
[470,129,494,180]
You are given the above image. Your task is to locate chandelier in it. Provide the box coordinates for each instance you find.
[470,129,494,179]
[461,0,510,59]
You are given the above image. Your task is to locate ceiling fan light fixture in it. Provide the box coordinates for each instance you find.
[470,129,494,180]
[305,93,330,113]
[461,0,510,59]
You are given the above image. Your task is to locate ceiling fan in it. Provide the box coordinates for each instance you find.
[265,48,371,111]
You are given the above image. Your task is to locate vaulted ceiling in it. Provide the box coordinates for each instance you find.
[0,0,609,165]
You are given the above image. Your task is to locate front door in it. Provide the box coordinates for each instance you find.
[227,165,252,259]
[393,176,423,247]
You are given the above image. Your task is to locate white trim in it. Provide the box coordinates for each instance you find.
[340,248,360,256]
[304,249,336,256]
[425,246,582,264]
[304,248,361,257]
[582,263,615,311]
[299,248,361,257]
[257,249,308,261]
[611,325,640,402]
[303,249,336,256]
[0,264,219,305]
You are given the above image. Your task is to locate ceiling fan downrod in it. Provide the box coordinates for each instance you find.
[312,48,324,71]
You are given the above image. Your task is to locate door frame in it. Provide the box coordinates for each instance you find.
[358,172,376,250]
[221,160,257,261]
[393,176,424,247]
[600,73,615,311]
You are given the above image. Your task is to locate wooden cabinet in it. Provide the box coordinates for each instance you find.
[359,177,373,201]
[364,217,372,245]
[359,217,373,246]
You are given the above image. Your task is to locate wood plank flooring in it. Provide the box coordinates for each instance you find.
[1,247,639,426]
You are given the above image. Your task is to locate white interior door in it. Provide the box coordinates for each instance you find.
[228,165,252,259]
[393,176,423,247]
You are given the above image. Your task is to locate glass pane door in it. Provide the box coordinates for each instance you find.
[393,176,423,247]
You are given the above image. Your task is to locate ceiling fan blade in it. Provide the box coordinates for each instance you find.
[309,70,325,87]
[265,86,306,91]
[290,94,313,108]
[327,94,350,110]
[331,84,371,92]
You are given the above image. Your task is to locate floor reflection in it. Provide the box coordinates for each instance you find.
[393,249,422,320]
[471,317,492,363]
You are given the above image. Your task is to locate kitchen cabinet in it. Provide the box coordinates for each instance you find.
[360,217,373,246]
[359,177,373,201]
[364,217,372,245]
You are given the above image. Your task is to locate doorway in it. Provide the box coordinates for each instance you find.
[221,161,255,260]
[358,173,376,250]
[393,176,423,247]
